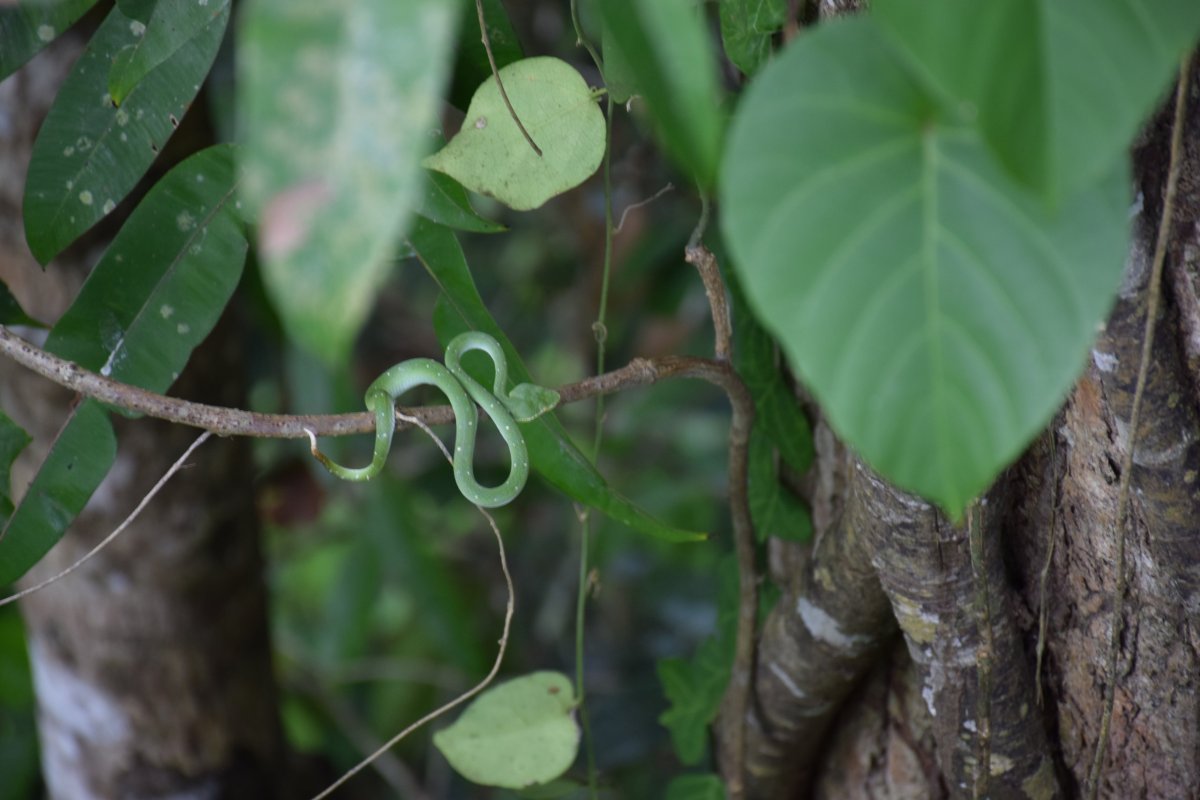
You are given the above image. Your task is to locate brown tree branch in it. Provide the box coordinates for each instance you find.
[0,325,744,439]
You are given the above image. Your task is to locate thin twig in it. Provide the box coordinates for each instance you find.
[1086,55,1192,799]
[613,183,674,234]
[684,207,756,799]
[475,0,541,157]
[310,411,515,800]
[0,432,211,608]
[0,324,740,439]
[686,243,733,363]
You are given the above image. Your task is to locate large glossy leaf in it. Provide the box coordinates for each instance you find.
[598,0,723,188]
[433,671,579,789]
[108,0,231,105]
[0,146,246,585]
[874,0,1200,200]
[413,218,704,543]
[239,0,458,363]
[417,170,504,234]
[423,57,605,211]
[22,4,227,264]
[720,18,1129,516]
[0,0,98,81]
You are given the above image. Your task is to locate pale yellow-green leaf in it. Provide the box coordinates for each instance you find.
[433,671,579,789]
[423,57,605,211]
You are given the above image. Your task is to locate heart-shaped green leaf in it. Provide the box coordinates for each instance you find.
[721,18,1129,516]
[434,671,579,789]
[423,57,605,211]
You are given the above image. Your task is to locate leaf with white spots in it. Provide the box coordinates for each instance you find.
[239,0,459,363]
[0,0,99,81]
[22,3,228,264]
[108,0,232,106]
[422,57,605,211]
[0,146,245,586]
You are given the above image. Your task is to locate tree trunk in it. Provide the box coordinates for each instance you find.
[1,32,290,800]
[728,49,1200,800]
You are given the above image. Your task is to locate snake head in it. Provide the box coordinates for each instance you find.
[505,383,560,422]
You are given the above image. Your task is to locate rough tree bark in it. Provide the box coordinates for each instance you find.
[1,31,291,800]
[723,44,1200,800]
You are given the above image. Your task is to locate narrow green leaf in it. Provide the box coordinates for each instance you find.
[0,0,99,80]
[108,0,231,105]
[45,145,247,395]
[239,0,459,363]
[598,0,724,188]
[721,18,1129,516]
[0,146,246,585]
[719,0,786,77]
[0,411,31,519]
[0,401,116,586]
[423,57,605,211]
[666,774,729,800]
[115,0,157,23]
[22,4,227,264]
[417,170,505,234]
[412,218,705,543]
[875,0,1200,199]
[434,671,579,789]
[449,0,523,109]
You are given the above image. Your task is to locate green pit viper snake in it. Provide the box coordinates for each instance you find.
[308,332,559,508]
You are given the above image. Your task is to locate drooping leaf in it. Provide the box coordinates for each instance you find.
[719,0,786,77]
[22,3,227,264]
[0,0,99,81]
[423,57,605,211]
[417,169,505,234]
[0,401,116,586]
[666,774,729,800]
[657,558,737,765]
[0,146,246,585]
[0,411,31,520]
[108,0,231,105]
[721,18,1129,516]
[874,0,1200,200]
[434,671,579,789]
[413,218,705,543]
[239,0,458,363]
[449,0,523,109]
[598,0,724,188]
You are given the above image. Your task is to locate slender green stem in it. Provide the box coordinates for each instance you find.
[570,4,611,795]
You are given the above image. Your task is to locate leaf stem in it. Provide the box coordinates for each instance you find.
[1085,55,1192,799]
[475,0,541,156]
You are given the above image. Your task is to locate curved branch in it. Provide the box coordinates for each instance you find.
[0,325,743,439]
